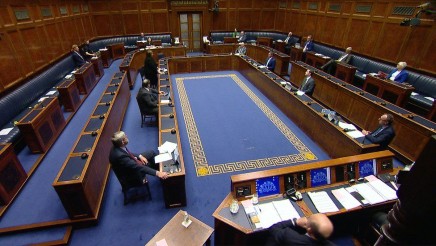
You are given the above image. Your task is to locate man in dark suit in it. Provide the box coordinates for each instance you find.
[136,79,165,118]
[138,32,147,42]
[238,30,247,43]
[302,35,314,62]
[71,44,86,68]
[266,213,335,246]
[265,52,276,71]
[109,131,168,188]
[81,40,96,61]
[235,43,247,55]
[321,47,353,75]
[388,62,408,83]
[362,113,396,149]
[300,69,315,96]
[284,31,296,54]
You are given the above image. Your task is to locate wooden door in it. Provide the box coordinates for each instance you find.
[179,13,202,52]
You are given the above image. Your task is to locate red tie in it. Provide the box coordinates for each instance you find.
[126,148,142,165]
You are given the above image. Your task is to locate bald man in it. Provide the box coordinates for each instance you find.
[321,47,353,75]
[266,213,335,245]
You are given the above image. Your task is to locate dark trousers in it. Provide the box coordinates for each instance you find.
[140,150,158,170]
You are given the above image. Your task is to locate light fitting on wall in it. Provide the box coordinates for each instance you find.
[209,0,219,13]
[400,2,436,26]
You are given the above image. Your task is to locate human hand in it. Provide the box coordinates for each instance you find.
[362,130,370,136]
[139,155,148,164]
[157,171,169,179]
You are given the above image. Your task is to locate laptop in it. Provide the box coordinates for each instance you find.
[377,71,388,79]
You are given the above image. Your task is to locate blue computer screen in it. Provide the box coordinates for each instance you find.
[358,159,376,178]
[256,176,280,198]
[310,167,331,187]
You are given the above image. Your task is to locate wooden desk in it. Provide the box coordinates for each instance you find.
[274,41,285,53]
[335,62,356,83]
[107,43,125,60]
[100,49,113,68]
[74,63,97,95]
[224,37,238,43]
[363,75,415,106]
[90,56,104,79]
[145,210,213,246]
[290,46,303,61]
[119,46,187,89]
[290,61,436,162]
[206,44,290,76]
[305,52,330,69]
[213,151,396,245]
[257,37,273,47]
[53,72,130,219]
[17,97,66,153]
[57,78,81,112]
[0,143,27,205]
[136,41,147,49]
[158,61,187,208]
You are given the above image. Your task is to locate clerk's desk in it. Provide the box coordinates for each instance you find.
[205,43,290,76]
[290,61,436,163]
[213,151,396,246]
[165,54,378,161]
[119,46,186,89]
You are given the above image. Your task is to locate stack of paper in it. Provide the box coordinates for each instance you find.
[155,141,178,163]
[307,191,339,213]
[353,183,386,204]
[365,175,397,200]
[331,188,361,210]
[272,200,300,221]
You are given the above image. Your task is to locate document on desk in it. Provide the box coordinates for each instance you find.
[346,130,364,139]
[257,203,282,229]
[158,141,177,154]
[338,122,357,130]
[353,183,386,205]
[272,200,300,221]
[307,191,339,213]
[331,188,361,210]
[154,153,172,163]
[365,175,397,200]
[0,127,13,136]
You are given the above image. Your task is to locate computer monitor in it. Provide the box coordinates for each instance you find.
[255,176,280,198]
[310,167,331,187]
[358,159,376,178]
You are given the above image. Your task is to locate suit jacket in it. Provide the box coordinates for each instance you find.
[144,57,158,86]
[109,146,157,187]
[303,40,314,52]
[238,34,247,43]
[72,51,86,68]
[266,57,276,71]
[267,220,336,246]
[138,36,147,42]
[285,36,296,47]
[388,69,408,83]
[236,46,247,55]
[365,125,395,149]
[337,54,352,64]
[300,76,315,96]
[136,87,159,114]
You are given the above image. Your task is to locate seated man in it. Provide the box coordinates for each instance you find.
[238,30,247,43]
[235,43,247,55]
[71,44,86,68]
[138,32,147,42]
[388,62,408,83]
[109,131,168,188]
[266,213,335,246]
[136,79,165,119]
[284,31,296,54]
[299,69,315,96]
[265,51,276,71]
[321,47,352,75]
[361,113,396,149]
[302,35,314,61]
[81,40,97,61]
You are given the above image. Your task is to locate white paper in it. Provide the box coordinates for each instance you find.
[99,48,108,51]
[272,200,300,221]
[257,203,282,229]
[347,130,365,139]
[161,99,170,104]
[38,97,49,102]
[258,65,267,68]
[424,96,435,102]
[0,127,13,136]
[307,191,339,213]
[365,176,398,200]
[411,92,418,96]
[46,91,56,96]
[331,188,361,210]
[158,141,177,154]
[353,183,386,205]
[65,74,72,79]
[296,90,305,96]
[154,153,172,163]
[338,122,357,130]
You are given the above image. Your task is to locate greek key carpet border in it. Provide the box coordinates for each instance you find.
[175,74,317,177]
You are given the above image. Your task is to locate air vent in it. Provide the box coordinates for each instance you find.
[329,4,341,12]
[308,2,318,10]
[356,5,372,13]
[72,6,80,14]
[292,2,301,9]
[279,1,287,9]
[83,4,89,12]
[14,10,29,20]
[59,6,67,15]
[392,6,415,16]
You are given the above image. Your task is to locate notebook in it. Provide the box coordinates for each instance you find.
[377,71,388,79]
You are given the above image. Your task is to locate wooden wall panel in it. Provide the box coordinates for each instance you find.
[151,12,167,33]
[332,17,348,48]
[400,26,427,68]
[0,6,13,25]
[45,23,62,60]
[304,14,318,38]
[89,2,108,12]
[238,10,252,30]
[112,14,124,34]
[140,13,153,33]
[9,30,29,76]
[361,21,383,56]
[374,23,405,62]
[211,12,227,30]
[260,10,276,30]
[123,13,140,34]
[0,35,22,89]
[93,14,112,36]
[419,31,436,72]
[318,16,336,45]
[346,19,369,52]
[274,10,285,31]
